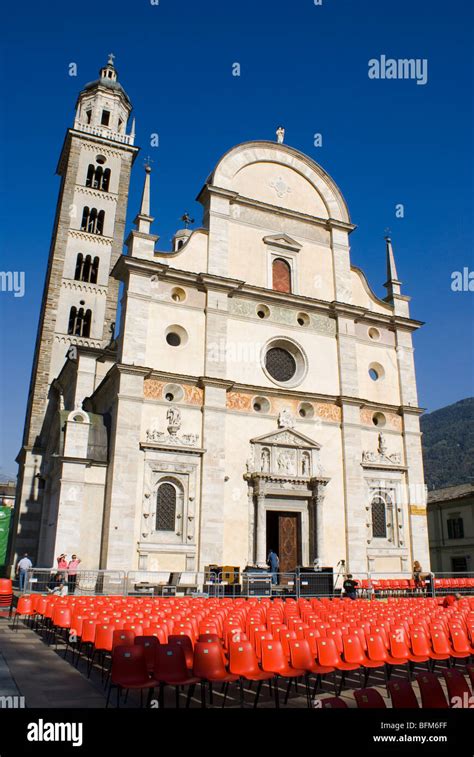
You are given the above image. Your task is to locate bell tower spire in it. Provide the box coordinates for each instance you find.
[14,58,139,562]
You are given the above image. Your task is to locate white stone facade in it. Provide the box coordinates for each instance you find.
[13,66,430,577]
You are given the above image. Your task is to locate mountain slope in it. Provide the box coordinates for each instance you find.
[421,397,474,490]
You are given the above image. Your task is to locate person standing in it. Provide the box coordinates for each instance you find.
[267,549,280,585]
[16,553,33,592]
[67,555,81,594]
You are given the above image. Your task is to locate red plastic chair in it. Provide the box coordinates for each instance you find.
[354,688,387,708]
[229,641,275,708]
[88,623,115,679]
[106,645,158,708]
[442,668,472,706]
[431,631,454,669]
[260,640,306,708]
[415,672,449,708]
[388,679,419,709]
[451,630,474,659]
[12,595,34,630]
[135,636,160,675]
[319,696,348,708]
[193,641,239,708]
[154,644,200,708]
[317,637,360,696]
[289,639,335,700]
[254,631,273,661]
[168,635,194,669]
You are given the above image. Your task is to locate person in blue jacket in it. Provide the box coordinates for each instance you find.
[267,550,280,585]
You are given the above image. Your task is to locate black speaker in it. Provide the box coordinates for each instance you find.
[297,567,334,597]
[243,573,272,596]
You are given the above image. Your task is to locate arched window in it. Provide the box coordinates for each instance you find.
[74,254,99,283]
[86,165,95,187]
[97,210,105,235]
[85,164,110,192]
[91,256,99,284]
[156,483,176,531]
[80,207,104,235]
[102,168,111,192]
[74,253,84,281]
[68,307,92,338]
[371,495,387,538]
[272,258,292,293]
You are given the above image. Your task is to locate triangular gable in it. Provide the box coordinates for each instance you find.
[250,427,321,449]
[262,233,302,252]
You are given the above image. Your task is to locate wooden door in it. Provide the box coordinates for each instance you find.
[278,514,299,573]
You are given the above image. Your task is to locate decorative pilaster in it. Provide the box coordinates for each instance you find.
[255,482,267,568]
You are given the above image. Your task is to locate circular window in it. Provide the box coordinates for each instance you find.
[298,402,314,419]
[96,155,106,164]
[256,304,270,320]
[166,333,181,346]
[266,348,296,382]
[163,383,184,403]
[171,287,186,303]
[79,300,85,306]
[372,412,386,427]
[368,362,385,382]
[252,396,270,413]
[297,312,310,327]
[262,338,307,388]
[368,327,381,341]
[165,325,188,348]
[73,415,84,423]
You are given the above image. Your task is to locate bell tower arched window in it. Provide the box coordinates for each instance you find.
[81,207,104,235]
[85,164,111,192]
[272,258,292,293]
[74,254,99,284]
[156,483,176,531]
[68,307,92,338]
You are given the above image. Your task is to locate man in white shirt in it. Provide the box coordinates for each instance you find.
[16,553,33,592]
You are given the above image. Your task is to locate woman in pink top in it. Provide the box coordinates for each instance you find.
[57,554,68,570]
[68,555,81,594]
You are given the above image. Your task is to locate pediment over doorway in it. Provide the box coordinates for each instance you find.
[247,427,323,480]
[250,427,321,450]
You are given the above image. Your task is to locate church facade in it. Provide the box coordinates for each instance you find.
[13,59,430,576]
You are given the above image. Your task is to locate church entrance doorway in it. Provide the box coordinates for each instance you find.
[266,511,301,573]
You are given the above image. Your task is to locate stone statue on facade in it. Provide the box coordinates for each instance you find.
[261,448,270,472]
[167,405,181,436]
[276,125,285,144]
[278,409,295,429]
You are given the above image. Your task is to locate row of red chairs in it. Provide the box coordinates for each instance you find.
[319,666,474,708]
[105,633,474,708]
[10,593,474,706]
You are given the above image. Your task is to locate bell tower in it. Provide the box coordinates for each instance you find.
[14,56,139,559]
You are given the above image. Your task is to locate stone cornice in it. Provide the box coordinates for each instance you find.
[69,229,113,246]
[111,257,423,330]
[57,129,139,175]
[197,376,235,390]
[139,441,206,455]
[361,461,408,472]
[197,184,356,233]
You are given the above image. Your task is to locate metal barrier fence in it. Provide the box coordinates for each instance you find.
[25,569,125,596]
[22,568,474,599]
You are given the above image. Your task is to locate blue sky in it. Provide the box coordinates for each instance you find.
[0,0,473,476]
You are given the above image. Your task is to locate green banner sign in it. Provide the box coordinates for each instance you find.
[0,507,12,566]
